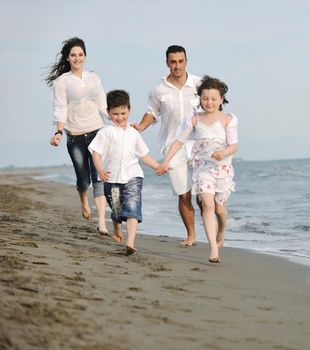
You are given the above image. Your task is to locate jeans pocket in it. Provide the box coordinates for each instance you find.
[66,135,74,145]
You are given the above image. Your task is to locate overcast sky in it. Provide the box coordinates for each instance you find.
[0,0,309,167]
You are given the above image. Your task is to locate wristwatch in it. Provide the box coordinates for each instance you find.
[54,130,63,136]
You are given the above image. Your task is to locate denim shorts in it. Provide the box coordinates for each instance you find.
[66,129,104,197]
[104,177,143,223]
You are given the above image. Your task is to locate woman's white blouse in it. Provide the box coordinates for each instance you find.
[52,71,107,133]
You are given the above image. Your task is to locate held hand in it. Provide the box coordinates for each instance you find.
[50,134,62,147]
[98,170,111,182]
[212,150,225,161]
[156,162,171,176]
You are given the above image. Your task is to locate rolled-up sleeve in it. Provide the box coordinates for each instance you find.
[226,114,238,145]
[146,89,160,122]
[52,78,67,125]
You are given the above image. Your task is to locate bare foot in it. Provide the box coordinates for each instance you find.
[125,246,137,255]
[112,233,123,243]
[98,221,108,234]
[79,192,92,220]
[82,208,92,220]
[179,239,197,247]
[97,227,110,237]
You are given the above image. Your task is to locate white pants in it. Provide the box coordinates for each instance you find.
[164,142,193,196]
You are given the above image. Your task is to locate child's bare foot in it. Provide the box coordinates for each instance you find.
[112,233,123,243]
[209,244,220,263]
[125,246,137,255]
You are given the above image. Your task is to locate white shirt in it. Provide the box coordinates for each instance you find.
[52,71,107,133]
[88,124,149,184]
[146,73,201,153]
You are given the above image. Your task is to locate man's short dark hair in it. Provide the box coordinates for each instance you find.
[166,45,187,61]
[106,90,131,110]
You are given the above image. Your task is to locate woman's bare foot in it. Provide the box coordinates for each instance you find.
[79,191,92,220]
[82,207,92,220]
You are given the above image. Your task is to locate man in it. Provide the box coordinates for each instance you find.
[132,45,201,246]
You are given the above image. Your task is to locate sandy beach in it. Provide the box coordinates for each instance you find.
[0,170,309,350]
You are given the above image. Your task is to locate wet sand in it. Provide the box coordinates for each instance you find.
[0,170,309,350]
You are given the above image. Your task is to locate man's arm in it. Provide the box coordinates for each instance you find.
[131,113,155,132]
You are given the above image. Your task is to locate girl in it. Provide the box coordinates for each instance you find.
[45,37,109,236]
[159,75,238,263]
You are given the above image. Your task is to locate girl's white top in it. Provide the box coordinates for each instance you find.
[177,113,238,153]
[88,124,149,184]
[52,71,107,133]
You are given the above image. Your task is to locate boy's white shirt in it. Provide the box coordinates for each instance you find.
[88,123,149,184]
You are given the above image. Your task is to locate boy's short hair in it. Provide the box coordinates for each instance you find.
[166,45,187,61]
[106,90,131,110]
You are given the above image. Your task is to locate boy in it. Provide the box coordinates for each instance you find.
[88,90,160,255]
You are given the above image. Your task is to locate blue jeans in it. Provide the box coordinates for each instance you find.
[66,130,104,198]
[104,177,143,223]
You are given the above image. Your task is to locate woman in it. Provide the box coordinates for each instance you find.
[45,37,109,236]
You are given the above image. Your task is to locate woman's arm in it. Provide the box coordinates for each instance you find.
[50,121,65,147]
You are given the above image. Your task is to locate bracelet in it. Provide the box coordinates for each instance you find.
[55,130,63,136]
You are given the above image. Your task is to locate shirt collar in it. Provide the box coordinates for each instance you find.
[162,72,195,88]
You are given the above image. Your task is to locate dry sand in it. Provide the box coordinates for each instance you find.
[0,170,309,350]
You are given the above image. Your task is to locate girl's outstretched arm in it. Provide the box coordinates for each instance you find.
[161,140,183,171]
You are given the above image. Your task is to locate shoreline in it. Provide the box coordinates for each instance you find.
[1,171,310,349]
[3,167,310,269]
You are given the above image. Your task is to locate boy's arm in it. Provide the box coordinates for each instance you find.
[92,151,110,181]
[141,153,160,170]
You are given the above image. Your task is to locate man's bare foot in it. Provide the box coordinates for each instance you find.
[179,239,197,247]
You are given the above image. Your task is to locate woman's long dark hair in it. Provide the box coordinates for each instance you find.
[45,37,86,87]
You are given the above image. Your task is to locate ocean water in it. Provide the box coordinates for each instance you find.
[32,158,310,267]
